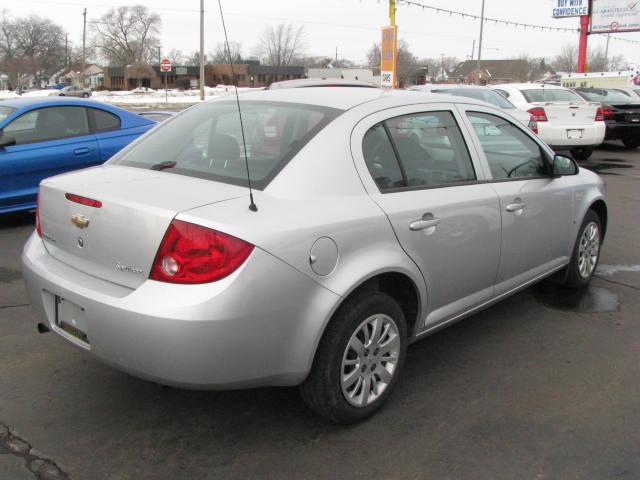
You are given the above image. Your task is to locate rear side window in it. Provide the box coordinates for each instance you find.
[4,106,89,144]
[521,89,582,103]
[113,101,341,189]
[468,111,546,180]
[576,89,632,104]
[363,111,476,191]
[436,89,515,109]
[90,108,121,132]
[494,89,510,98]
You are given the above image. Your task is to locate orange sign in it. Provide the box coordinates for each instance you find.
[381,25,398,88]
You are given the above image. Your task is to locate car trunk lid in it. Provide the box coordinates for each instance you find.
[38,165,246,289]
[531,101,599,126]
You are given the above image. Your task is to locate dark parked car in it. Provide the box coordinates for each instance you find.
[574,88,640,149]
[0,97,157,214]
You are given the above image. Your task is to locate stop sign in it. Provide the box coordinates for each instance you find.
[160,58,171,72]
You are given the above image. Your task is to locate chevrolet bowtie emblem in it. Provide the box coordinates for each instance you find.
[70,214,90,229]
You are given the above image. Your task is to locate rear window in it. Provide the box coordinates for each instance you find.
[521,89,583,103]
[112,101,341,189]
[435,89,515,109]
[577,89,634,104]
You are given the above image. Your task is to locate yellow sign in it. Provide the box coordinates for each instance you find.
[381,25,398,88]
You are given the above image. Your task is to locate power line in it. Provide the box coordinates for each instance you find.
[397,0,580,33]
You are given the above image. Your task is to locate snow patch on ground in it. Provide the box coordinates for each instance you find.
[0,90,20,100]
[91,86,262,106]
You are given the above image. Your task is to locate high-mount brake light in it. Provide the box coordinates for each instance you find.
[150,219,254,284]
[527,107,548,123]
[65,193,102,208]
[35,193,42,237]
[595,105,615,121]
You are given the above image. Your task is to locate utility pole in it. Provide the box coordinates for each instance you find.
[335,46,338,63]
[199,0,205,101]
[604,33,611,70]
[440,53,445,82]
[65,34,69,68]
[470,39,475,60]
[476,0,486,83]
[156,45,162,66]
[81,8,87,87]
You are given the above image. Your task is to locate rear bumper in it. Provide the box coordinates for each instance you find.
[22,233,339,389]
[539,122,605,148]
[604,123,640,141]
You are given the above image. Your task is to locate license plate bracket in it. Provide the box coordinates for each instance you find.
[55,296,89,344]
[567,129,583,139]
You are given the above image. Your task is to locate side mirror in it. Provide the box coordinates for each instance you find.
[552,154,578,176]
[0,134,16,148]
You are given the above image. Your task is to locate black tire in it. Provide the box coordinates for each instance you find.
[82,93,89,98]
[562,209,602,289]
[570,147,593,161]
[299,291,407,424]
[622,138,640,149]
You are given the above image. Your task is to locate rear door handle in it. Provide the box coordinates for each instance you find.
[409,214,441,233]
[74,147,90,156]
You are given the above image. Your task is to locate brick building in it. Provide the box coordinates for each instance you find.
[103,61,305,91]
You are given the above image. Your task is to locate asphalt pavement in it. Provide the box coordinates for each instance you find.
[1,144,639,480]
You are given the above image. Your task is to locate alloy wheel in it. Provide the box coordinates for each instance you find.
[340,314,400,407]
[577,221,600,279]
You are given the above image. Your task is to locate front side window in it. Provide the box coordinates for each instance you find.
[521,88,583,103]
[113,101,341,189]
[362,111,476,191]
[4,106,90,145]
[468,111,547,180]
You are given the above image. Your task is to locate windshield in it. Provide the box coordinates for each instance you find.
[112,100,342,189]
[435,89,515,109]
[578,89,635,104]
[522,88,583,103]
[0,106,16,123]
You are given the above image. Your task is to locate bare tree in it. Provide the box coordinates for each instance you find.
[551,43,578,72]
[91,5,160,66]
[209,41,242,64]
[255,24,305,66]
[0,12,67,89]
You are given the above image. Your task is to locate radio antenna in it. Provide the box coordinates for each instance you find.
[217,0,257,212]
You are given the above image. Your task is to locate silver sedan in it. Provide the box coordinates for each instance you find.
[22,87,607,423]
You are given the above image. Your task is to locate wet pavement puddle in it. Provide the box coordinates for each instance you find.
[596,264,640,276]
[533,284,620,313]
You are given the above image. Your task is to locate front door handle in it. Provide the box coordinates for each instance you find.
[74,147,90,156]
[409,213,441,233]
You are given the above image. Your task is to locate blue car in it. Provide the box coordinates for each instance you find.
[0,97,158,214]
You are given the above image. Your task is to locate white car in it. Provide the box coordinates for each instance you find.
[491,84,605,160]
[409,84,534,128]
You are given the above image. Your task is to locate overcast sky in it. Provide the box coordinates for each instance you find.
[8,0,640,65]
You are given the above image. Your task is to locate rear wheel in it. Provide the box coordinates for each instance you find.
[299,291,407,424]
[570,147,593,161]
[562,209,602,288]
[82,92,89,98]
[622,138,640,149]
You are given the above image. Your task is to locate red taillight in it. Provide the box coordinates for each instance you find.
[150,220,254,284]
[595,105,615,121]
[528,115,539,134]
[527,107,548,122]
[65,193,102,208]
[35,193,42,237]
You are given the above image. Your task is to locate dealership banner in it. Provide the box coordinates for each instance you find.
[552,0,589,18]
[591,0,640,33]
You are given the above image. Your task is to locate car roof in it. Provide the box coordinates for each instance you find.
[212,87,493,111]
[267,78,379,90]
[411,84,494,91]
[492,83,568,90]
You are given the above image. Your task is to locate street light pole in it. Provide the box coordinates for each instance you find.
[200,0,205,101]
[476,0,486,83]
